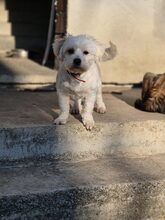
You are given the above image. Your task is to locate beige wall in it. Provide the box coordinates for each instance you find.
[67,0,165,83]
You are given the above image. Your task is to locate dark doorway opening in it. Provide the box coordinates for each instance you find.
[0,0,54,67]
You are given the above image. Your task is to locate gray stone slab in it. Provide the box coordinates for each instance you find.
[0,56,56,85]
[0,155,165,219]
[0,88,165,162]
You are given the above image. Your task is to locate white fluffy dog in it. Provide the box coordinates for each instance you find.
[53,35,116,130]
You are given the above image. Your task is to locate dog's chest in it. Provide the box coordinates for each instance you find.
[63,80,88,98]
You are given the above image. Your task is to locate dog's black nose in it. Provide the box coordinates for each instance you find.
[73,58,81,66]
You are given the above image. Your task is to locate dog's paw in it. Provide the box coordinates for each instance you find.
[82,117,95,130]
[95,104,106,114]
[54,117,67,125]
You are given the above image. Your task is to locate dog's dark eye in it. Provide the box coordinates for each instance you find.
[67,48,74,54]
[83,51,89,55]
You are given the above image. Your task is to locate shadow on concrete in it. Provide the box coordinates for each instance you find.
[0,92,161,218]
[0,58,18,84]
[112,88,142,108]
[0,155,160,219]
[71,113,82,123]
[0,59,58,123]
[108,156,157,219]
[64,154,160,219]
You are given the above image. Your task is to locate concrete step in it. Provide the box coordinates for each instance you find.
[0,56,56,86]
[0,35,15,50]
[0,0,6,10]
[0,10,49,23]
[0,10,9,22]
[0,88,165,163]
[0,22,48,36]
[0,155,165,219]
[0,36,46,50]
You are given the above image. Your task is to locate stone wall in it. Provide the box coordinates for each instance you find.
[67,0,165,83]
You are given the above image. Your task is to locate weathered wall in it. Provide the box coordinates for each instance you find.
[67,0,165,83]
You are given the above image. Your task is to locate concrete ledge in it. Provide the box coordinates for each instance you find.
[0,89,165,162]
[0,56,56,85]
[0,155,165,219]
[1,120,165,162]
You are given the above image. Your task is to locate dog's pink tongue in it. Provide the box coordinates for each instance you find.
[67,70,85,83]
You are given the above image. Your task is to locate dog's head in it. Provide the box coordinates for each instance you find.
[53,35,107,74]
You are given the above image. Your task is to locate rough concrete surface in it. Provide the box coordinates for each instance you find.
[0,88,165,162]
[0,154,165,219]
[0,56,56,86]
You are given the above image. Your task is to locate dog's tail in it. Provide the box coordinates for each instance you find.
[102,41,117,62]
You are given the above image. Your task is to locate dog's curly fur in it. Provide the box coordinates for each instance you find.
[135,72,165,113]
[53,34,117,130]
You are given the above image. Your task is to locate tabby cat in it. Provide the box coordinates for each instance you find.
[135,72,165,113]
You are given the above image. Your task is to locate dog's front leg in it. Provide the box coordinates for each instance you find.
[54,92,70,125]
[81,94,96,130]
[95,86,106,114]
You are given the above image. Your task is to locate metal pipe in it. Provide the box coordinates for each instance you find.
[42,0,55,66]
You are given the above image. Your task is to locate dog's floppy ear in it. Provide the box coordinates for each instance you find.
[101,41,117,62]
[52,38,65,60]
[95,41,106,62]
